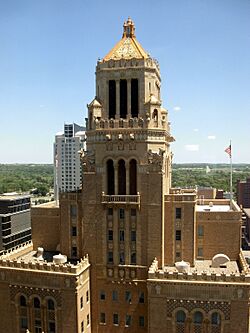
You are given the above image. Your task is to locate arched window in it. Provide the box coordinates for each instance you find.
[120,80,127,118]
[131,79,138,117]
[193,311,203,324]
[109,80,116,119]
[107,160,114,195]
[129,159,137,195]
[33,297,40,309]
[48,299,55,310]
[20,295,27,307]
[153,109,158,122]
[176,310,186,323]
[118,159,126,195]
[211,312,220,325]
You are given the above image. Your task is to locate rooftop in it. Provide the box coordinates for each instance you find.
[196,204,231,212]
[0,193,31,201]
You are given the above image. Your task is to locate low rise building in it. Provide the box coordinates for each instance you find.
[0,193,31,253]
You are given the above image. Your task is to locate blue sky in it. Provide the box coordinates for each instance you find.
[0,0,249,164]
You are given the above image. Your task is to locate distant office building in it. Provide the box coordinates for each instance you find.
[237,178,250,208]
[0,193,31,252]
[54,123,86,202]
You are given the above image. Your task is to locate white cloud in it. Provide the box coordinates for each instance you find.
[173,106,181,112]
[39,104,45,108]
[208,135,216,140]
[185,144,199,151]
[193,128,199,132]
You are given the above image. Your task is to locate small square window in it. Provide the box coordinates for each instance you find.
[81,320,84,332]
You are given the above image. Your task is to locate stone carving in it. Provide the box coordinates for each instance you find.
[80,150,96,172]
[147,149,164,167]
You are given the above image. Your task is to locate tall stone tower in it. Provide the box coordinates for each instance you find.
[80,18,174,332]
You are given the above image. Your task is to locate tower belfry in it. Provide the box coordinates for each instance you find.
[81,18,174,332]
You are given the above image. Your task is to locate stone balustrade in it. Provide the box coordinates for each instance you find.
[148,266,250,283]
[0,253,90,275]
[102,193,140,206]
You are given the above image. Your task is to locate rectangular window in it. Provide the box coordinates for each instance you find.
[125,291,132,303]
[80,296,83,309]
[86,290,89,303]
[119,208,125,219]
[119,252,125,264]
[100,312,106,324]
[72,226,77,236]
[113,313,119,325]
[107,251,113,264]
[125,314,132,327]
[112,290,118,301]
[48,322,56,333]
[131,230,136,242]
[119,230,125,242]
[176,207,182,219]
[81,320,84,332]
[20,317,28,329]
[139,316,145,327]
[198,225,204,237]
[108,208,113,216]
[100,290,106,300]
[108,230,113,241]
[131,208,136,217]
[176,230,181,241]
[72,246,77,257]
[139,291,144,303]
[130,252,136,265]
[198,247,203,257]
[70,205,77,217]
[87,314,90,326]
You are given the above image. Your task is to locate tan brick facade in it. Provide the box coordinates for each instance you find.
[0,18,249,333]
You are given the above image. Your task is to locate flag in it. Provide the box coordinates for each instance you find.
[225,144,231,157]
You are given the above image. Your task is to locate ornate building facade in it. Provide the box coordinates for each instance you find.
[0,18,249,333]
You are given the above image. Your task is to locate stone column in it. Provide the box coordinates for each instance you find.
[127,79,131,118]
[115,80,120,119]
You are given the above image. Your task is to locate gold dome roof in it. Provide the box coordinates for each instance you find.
[103,18,149,61]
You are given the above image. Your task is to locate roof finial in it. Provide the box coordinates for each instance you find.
[123,17,135,38]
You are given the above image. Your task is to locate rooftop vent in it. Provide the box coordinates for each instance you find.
[175,260,190,273]
[211,253,230,268]
[53,253,67,265]
[36,247,44,261]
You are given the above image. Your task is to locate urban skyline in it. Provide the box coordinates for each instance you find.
[0,0,250,164]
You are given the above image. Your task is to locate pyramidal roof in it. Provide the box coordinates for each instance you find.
[103,18,149,61]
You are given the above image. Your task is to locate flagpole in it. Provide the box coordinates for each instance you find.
[230,140,233,210]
